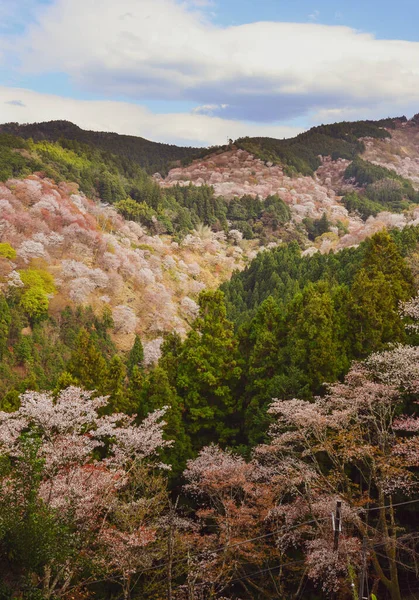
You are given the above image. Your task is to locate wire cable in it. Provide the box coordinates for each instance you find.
[136,515,329,575]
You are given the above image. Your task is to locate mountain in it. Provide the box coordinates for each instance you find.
[1,114,419,600]
[2,112,419,400]
[0,120,201,175]
[159,114,419,253]
[235,116,405,175]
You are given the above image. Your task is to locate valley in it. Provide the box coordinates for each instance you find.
[1,115,419,600]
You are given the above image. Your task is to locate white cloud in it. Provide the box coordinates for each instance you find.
[308,10,320,21]
[192,103,229,115]
[0,86,302,146]
[6,0,419,123]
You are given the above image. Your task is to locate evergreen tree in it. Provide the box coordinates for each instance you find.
[127,334,144,377]
[285,282,342,396]
[127,365,145,414]
[142,366,191,474]
[176,291,242,450]
[244,296,285,446]
[159,332,184,387]
[0,297,11,360]
[361,230,414,295]
[67,328,107,390]
[103,355,127,412]
[349,231,414,357]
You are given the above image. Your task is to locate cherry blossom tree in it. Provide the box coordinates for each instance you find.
[184,445,285,599]
[113,305,138,334]
[0,387,171,599]
[262,348,419,600]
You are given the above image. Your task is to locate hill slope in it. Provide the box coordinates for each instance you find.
[0,120,201,175]
[0,174,246,345]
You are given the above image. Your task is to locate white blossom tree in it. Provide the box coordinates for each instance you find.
[0,387,171,599]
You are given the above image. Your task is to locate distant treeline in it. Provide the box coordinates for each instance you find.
[0,120,201,175]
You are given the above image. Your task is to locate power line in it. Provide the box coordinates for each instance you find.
[374,549,417,572]
[137,515,329,575]
[358,497,419,513]
[219,557,308,588]
[136,497,419,577]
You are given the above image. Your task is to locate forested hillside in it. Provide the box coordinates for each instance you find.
[236,117,403,175]
[0,120,201,174]
[1,116,419,599]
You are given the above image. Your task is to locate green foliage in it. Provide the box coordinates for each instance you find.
[226,194,291,240]
[17,269,56,321]
[303,212,331,240]
[349,231,414,356]
[19,287,49,320]
[236,118,393,175]
[342,191,385,220]
[0,297,11,360]
[345,156,419,205]
[19,269,56,295]
[167,184,228,230]
[285,281,345,394]
[127,334,144,377]
[67,328,107,390]
[140,366,191,475]
[0,243,16,260]
[0,120,201,175]
[115,197,157,226]
[221,226,419,325]
[165,291,242,453]
[0,435,75,580]
[241,296,284,445]
[218,228,419,445]
[102,354,128,412]
[0,134,40,181]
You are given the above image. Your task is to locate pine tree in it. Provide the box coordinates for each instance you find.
[127,334,144,377]
[0,297,11,360]
[285,282,342,396]
[67,328,107,390]
[103,355,127,412]
[142,366,191,474]
[349,231,414,357]
[350,269,402,357]
[244,296,285,446]
[159,332,183,387]
[362,230,414,293]
[176,291,242,450]
[127,365,145,414]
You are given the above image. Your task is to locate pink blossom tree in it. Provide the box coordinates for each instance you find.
[262,349,419,600]
[0,387,171,599]
[183,445,284,599]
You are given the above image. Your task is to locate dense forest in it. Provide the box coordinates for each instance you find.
[0,132,295,242]
[1,117,419,599]
[1,228,419,599]
[0,121,201,175]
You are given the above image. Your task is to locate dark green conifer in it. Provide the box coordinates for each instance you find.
[127,334,144,377]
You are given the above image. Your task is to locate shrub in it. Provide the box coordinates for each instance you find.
[0,243,16,260]
[18,268,56,320]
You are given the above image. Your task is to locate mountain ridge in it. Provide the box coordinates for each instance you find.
[0,119,202,175]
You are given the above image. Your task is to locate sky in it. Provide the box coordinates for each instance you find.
[0,0,419,146]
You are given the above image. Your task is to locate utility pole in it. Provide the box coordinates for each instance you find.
[187,549,195,600]
[331,501,343,600]
[333,500,342,552]
[358,537,368,600]
[167,496,179,600]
